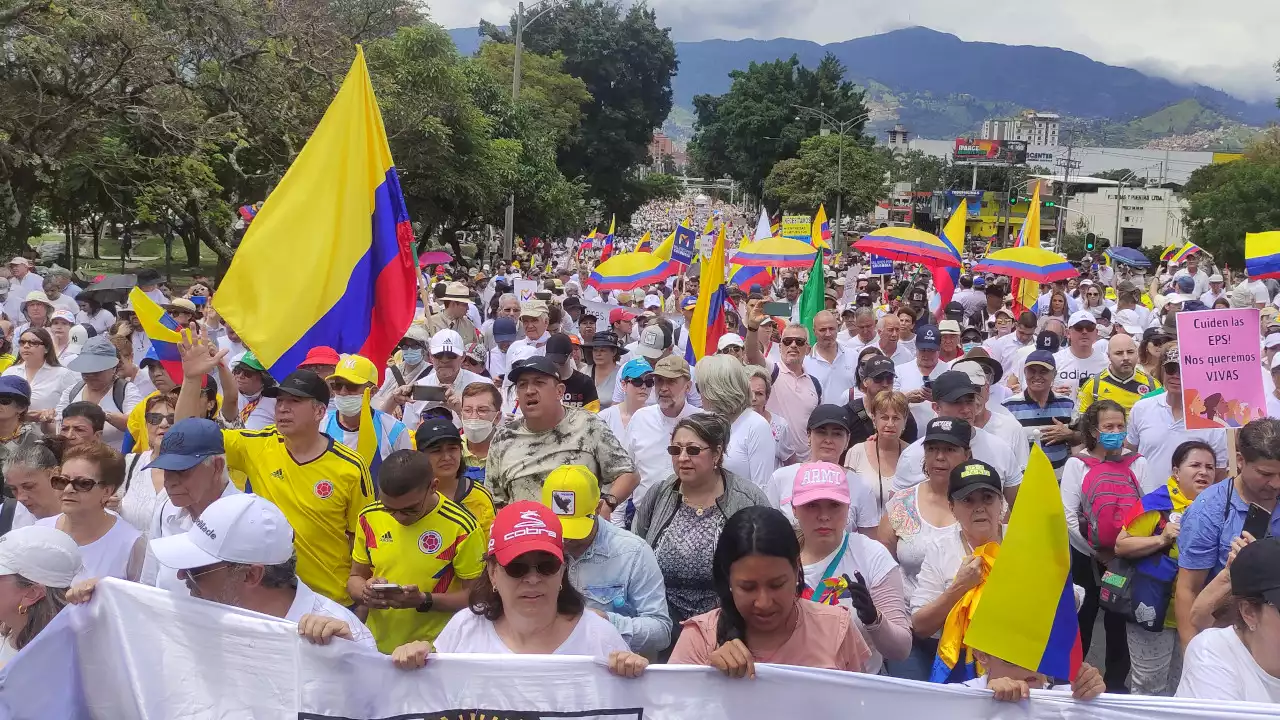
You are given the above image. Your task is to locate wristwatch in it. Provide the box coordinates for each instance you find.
[415,593,435,613]
[600,493,619,510]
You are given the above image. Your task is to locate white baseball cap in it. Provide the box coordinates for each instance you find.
[1067,309,1097,328]
[1267,334,1280,351]
[951,360,988,387]
[150,494,294,570]
[0,526,82,588]
[429,329,464,356]
[717,333,745,351]
[643,293,661,309]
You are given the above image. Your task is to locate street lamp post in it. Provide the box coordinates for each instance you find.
[503,0,565,263]
[794,105,871,254]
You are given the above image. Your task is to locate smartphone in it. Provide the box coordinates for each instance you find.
[534,291,553,301]
[369,583,402,592]
[762,301,791,316]
[1243,503,1272,540]
[411,385,446,403]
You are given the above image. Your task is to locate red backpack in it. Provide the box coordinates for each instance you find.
[1078,453,1143,550]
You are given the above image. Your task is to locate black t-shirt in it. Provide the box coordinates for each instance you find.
[561,370,600,411]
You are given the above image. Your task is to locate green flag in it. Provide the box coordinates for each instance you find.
[798,250,825,343]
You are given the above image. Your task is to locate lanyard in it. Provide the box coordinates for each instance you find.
[817,532,850,586]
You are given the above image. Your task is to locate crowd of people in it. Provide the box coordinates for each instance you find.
[1,240,1278,707]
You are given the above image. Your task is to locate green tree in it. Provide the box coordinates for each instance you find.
[689,53,870,198]
[485,0,678,219]
[1183,156,1280,266]
[763,134,888,215]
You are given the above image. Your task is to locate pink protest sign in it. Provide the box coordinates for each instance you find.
[1175,308,1267,429]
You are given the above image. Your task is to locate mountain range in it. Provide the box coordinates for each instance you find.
[446,25,1278,144]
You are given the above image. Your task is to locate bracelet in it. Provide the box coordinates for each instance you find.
[415,593,435,613]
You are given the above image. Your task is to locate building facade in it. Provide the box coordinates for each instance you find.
[981,111,1061,147]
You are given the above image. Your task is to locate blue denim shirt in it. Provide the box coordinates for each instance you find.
[566,519,672,658]
[1178,478,1280,577]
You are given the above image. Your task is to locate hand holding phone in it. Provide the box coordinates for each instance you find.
[412,385,447,403]
[1243,503,1271,542]
[762,301,791,317]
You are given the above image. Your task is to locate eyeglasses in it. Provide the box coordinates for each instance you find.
[381,493,430,520]
[780,337,807,347]
[720,346,743,353]
[180,562,231,586]
[50,474,105,493]
[626,377,655,388]
[145,412,175,426]
[0,396,21,407]
[503,557,563,579]
[18,339,43,347]
[667,443,711,457]
[432,353,459,362]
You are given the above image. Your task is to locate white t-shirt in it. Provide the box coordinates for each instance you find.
[56,379,143,450]
[723,410,777,491]
[1126,392,1228,494]
[284,580,377,651]
[239,392,277,431]
[767,412,807,469]
[894,426,1023,492]
[77,308,116,334]
[118,451,161,535]
[801,532,901,674]
[805,347,858,406]
[1248,279,1272,306]
[1059,454,1149,556]
[434,609,628,656]
[623,402,698,510]
[894,359,948,430]
[766,463,879,531]
[1051,347,1108,396]
[404,368,488,430]
[2,364,76,411]
[142,481,242,594]
[1177,627,1280,703]
[36,514,142,582]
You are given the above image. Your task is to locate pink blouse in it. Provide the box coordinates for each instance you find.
[669,599,871,672]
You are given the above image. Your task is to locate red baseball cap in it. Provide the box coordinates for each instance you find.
[298,346,340,368]
[608,308,636,324]
[487,501,564,565]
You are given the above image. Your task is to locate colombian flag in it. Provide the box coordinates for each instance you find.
[811,204,833,255]
[1012,186,1042,315]
[600,215,616,262]
[1168,241,1202,264]
[1246,231,1280,279]
[688,224,728,362]
[129,287,185,385]
[729,263,771,289]
[964,445,1083,682]
[770,212,781,237]
[636,231,652,253]
[930,199,967,311]
[214,47,417,382]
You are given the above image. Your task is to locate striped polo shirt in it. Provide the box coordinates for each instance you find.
[1002,391,1075,474]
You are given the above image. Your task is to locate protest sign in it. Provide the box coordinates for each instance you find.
[869,255,894,275]
[1176,308,1267,429]
[514,279,539,303]
[3,580,1276,720]
[781,215,811,240]
[671,225,697,266]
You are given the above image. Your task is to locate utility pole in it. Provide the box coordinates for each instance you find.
[1053,136,1079,246]
[794,105,871,255]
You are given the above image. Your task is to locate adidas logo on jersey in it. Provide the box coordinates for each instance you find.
[380,531,393,542]
[271,469,284,479]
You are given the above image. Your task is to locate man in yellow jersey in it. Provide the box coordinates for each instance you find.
[175,336,372,606]
[348,449,485,653]
[416,417,495,545]
[1076,334,1160,417]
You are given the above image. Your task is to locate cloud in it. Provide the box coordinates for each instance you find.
[429,0,1280,103]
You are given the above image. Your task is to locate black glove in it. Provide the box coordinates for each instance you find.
[845,572,880,627]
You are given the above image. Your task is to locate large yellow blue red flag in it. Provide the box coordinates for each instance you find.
[214,47,416,381]
[636,231,652,253]
[1012,185,1042,314]
[1246,231,1280,279]
[930,199,967,310]
[600,215,616,261]
[687,224,728,363]
[964,445,1083,681]
[1167,241,1202,264]
[129,287,186,384]
[811,204,832,254]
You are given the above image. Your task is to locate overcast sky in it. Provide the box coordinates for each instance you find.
[430,0,1280,103]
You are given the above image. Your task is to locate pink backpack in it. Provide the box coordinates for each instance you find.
[1078,453,1143,550]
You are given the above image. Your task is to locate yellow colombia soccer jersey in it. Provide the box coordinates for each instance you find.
[224,427,372,604]
[455,479,496,549]
[354,496,486,652]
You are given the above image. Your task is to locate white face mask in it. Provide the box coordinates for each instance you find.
[462,419,495,443]
[334,394,363,416]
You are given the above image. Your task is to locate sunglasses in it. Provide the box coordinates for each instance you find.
[329,381,363,393]
[18,339,43,347]
[432,353,459,362]
[51,474,104,493]
[0,396,22,407]
[626,377,655,388]
[145,412,175,425]
[780,337,807,347]
[667,443,711,457]
[720,346,743,353]
[503,557,563,579]
[180,562,230,585]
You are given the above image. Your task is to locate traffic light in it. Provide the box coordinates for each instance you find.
[1085,233,1096,252]
[1043,199,1057,208]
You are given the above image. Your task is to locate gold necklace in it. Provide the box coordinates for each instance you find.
[0,424,23,443]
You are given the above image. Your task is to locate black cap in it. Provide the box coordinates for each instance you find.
[944,301,965,321]
[545,333,573,364]
[1231,538,1280,608]
[948,459,1003,501]
[1036,330,1061,352]
[861,356,896,383]
[263,369,330,404]
[909,286,927,302]
[415,417,462,450]
[932,370,977,403]
[561,296,583,311]
[984,283,1005,297]
[507,356,560,384]
[583,330,620,349]
[923,417,972,449]
[807,404,852,433]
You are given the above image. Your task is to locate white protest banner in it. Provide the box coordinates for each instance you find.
[2,580,1276,720]
[514,279,539,303]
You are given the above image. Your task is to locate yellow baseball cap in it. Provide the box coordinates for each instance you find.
[327,354,378,386]
[540,465,600,540]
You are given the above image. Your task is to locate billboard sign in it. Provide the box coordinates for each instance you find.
[781,215,811,240]
[953,138,1027,165]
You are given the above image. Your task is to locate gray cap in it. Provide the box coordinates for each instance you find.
[66,335,120,373]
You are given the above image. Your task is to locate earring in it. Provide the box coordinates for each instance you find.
[17,604,25,616]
